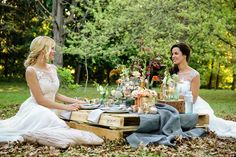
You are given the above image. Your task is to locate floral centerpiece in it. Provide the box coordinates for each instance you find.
[110,66,144,103]
[110,65,158,114]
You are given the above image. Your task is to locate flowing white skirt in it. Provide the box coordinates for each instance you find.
[0,97,103,148]
[193,96,236,138]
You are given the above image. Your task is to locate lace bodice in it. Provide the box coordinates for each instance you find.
[28,64,59,101]
[177,68,199,96]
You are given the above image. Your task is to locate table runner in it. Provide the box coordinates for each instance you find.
[126,103,206,148]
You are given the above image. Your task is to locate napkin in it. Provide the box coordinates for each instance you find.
[60,110,72,120]
[87,109,104,124]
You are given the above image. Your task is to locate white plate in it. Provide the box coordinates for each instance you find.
[80,104,100,110]
[102,109,129,113]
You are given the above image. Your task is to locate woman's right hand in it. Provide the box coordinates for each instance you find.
[65,103,81,111]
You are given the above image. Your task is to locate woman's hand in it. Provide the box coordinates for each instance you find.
[76,100,87,104]
[75,98,87,104]
[65,103,81,111]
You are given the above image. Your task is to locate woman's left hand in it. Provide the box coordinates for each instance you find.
[75,98,87,104]
[66,103,81,111]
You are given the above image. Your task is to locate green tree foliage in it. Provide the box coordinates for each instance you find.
[64,0,236,89]
[1,0,235,89]
[0,0,52,79]
[57,67,80,89]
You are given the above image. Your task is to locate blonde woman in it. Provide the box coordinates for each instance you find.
[0,36,103,148]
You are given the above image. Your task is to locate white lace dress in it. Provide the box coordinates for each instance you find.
[178,68,236,138]
[0,64,103,148]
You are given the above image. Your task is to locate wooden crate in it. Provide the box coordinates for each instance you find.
[157,99,185,113]
[135,96,156,107]
[68,122,134,140]
[70,110,140,129]
[196,114,209,128]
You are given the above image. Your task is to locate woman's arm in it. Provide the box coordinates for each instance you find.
[55,93,86,104]
[25,68,80,111]
[51,64,86,104]
[190,75,200,103]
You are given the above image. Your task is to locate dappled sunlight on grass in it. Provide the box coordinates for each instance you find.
[0,87,24,92]
[0,81,28,91]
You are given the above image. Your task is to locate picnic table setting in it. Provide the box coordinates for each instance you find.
[58,65,209,148]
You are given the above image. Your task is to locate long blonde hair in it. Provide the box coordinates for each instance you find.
[24,36,56,67]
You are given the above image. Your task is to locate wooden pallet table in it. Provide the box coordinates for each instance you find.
[66,110,209,140]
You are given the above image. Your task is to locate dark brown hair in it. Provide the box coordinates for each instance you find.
[169,43,191,75]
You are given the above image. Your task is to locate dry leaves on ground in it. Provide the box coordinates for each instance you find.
[1,131,235,157]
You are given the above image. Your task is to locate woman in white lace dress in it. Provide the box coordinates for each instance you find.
[0,36,103,148]
[170,42,236,138]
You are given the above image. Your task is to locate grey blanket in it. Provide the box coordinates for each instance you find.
[126,104,206,148]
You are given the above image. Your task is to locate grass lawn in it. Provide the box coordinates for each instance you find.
[0,81,235,118]
[0,81,236,156]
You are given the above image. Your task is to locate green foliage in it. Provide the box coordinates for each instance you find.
[57,67,80,89]
[63,0,236,88]
[0,0,52,79]
[1,0,236,89]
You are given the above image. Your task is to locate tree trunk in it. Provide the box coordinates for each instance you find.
[84,56,89,92]
[231,49,236,90]
[52,0,64,67]
[75,64,82,84]
[207,60,214,89]
[215,62,220,90]
[3,54,8,78]
[106,68,111,85]
[231,73,236,90]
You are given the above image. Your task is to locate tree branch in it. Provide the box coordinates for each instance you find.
[0,3,19,10]
[215,34,236,48]
[36,0,52,16]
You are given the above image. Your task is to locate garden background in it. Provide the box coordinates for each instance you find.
[0,0,236,156]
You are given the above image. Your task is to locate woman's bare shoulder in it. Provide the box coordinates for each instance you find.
[190,67,200,77]
[26,66,36,74]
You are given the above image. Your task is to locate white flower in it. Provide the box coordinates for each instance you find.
[114,91,123,99]
[132,71,141,78]
[111,90,116,96]
[163,76,167,85]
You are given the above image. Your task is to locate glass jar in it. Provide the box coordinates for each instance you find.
[162,82,179,100]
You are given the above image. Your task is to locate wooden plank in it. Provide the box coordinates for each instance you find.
[70,111,140,129]
[67,121,133,140]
